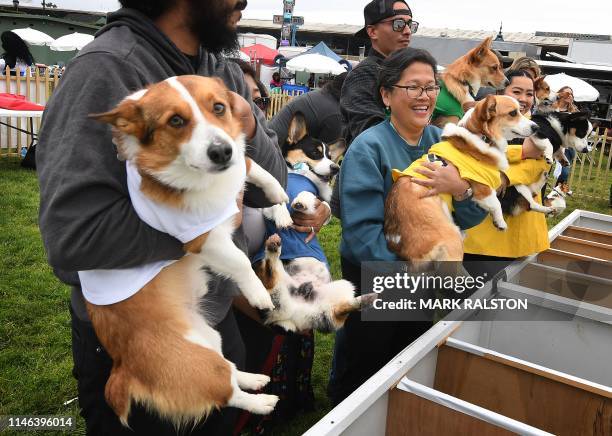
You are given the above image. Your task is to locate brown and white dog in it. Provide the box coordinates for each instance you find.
[433,37,508,127]
[253,234,376,332]
[84,75,288,426]
[534,75,558,112]
[385,95,539,263]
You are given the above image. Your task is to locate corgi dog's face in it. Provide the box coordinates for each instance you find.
[283,112,346,183]
[91,75,245,191]
[534,76,558,107]
[554,112,593,152]
[467,37,508,90]
[462,95,539,149]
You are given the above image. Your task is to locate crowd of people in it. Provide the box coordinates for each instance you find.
[35,0,590,435]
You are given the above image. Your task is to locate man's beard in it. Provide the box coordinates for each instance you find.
[188,0,239,53]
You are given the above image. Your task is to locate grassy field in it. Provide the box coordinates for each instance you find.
[0,157,610,435]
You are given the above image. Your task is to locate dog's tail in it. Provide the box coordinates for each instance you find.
[331,292,379,325]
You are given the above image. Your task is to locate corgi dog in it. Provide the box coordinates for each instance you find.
[500,111,592,217]
[264,112,346,232]
[253,234,376,333]
[385,95,538,263]
[534,76,558,112]
[83,75,289,426]
[251,112,363,332]
[433,37,508,127]
[543,184,568,216]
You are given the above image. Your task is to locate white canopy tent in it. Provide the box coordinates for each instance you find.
[545,73,600,102]
[11,28,55,46]
[49,32,94,51]
[286,53,346,75]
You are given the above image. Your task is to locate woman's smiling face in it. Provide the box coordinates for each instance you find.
[503,75,534,115]
[381,61,437,131]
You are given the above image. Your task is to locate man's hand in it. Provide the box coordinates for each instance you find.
[230,91,257,140]
[412,162,470,199]
[291,199,331,243]
[521,137,543,159]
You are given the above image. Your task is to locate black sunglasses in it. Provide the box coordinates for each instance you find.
[254,96,270,111]
[384,18,419,33]
[235,0,247,11]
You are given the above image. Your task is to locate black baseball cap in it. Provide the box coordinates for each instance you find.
[355,0,413,39]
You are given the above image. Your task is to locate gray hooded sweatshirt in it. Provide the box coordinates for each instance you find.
[36,8,287,324]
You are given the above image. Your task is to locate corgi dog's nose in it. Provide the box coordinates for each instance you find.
[207,142,232,165]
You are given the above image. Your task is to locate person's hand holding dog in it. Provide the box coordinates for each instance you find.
[412,162,471,199]
[291,199,331,243]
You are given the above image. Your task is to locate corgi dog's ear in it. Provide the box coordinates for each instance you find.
[90,100,153,145]
[469,36,493,65]
[474,94,497,122]
[465,95,497,138]
[328,138,347,163]
[287,112,308,145]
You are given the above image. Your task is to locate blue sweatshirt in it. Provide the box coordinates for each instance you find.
[252,173,328,265]
[339,119,486,265]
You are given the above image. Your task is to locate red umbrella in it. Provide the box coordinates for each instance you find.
[240,44,279,65]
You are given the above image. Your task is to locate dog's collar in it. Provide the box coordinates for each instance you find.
[461,80,477,99]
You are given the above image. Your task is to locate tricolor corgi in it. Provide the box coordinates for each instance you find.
[433,37,508,127]
[385,95,538,263]
[252,113,367,332]
[83,75,288,426]
[500,111,592,217]
[253,234,376,332]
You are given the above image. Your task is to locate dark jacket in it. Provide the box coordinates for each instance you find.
[269,88,343,148]
[332,48,386,217]
[339,48,386,147]
[36,8,287,325]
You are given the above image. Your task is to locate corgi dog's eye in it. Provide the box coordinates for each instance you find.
[169,115,185,127]
[213,103,226,116]
[509,110,518,117]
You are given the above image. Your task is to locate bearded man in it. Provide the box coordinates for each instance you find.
[36,1,286,434]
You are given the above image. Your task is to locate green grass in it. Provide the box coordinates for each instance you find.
[0,158,609,436]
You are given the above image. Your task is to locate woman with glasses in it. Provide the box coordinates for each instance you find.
[328,48,486,405]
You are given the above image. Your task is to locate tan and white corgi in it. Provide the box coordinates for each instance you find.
[84,75,288,427]
[533,75,558,113]
[433,37,508,127]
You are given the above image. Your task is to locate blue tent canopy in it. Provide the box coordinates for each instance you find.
[303,41,342,62]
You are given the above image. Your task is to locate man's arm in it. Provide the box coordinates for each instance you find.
[340,63,386,144]
[37,54,184,273]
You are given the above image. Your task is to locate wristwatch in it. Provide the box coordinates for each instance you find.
[454,186,473,201]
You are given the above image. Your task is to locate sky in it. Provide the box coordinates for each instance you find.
[1,0,610,36]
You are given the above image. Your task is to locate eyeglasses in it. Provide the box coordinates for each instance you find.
[254,96,270,111]
[392,84,440,98]
[383,18,419,34]
[235,0,247,11]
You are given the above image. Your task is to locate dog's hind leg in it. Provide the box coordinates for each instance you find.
[198,220,274,310]
[515,184,553,214]
[472,184,507,230]
[227,365,279,414]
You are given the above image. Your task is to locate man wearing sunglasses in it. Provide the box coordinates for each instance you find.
[332,0,417,217]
